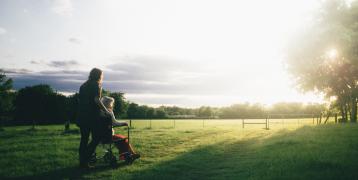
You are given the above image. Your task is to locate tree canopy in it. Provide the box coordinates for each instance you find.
[286,0,358,122]
[14,84,67,126]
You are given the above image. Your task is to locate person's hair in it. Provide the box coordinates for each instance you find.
[101,96,115,109]
[88,68,103,82]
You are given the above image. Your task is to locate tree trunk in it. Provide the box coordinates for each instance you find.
[351,97,357,123]
[344,104,349,122]
[324,111,331,124]
[340,105,345,123]
[335,113,338,123]
[347,102,351,121]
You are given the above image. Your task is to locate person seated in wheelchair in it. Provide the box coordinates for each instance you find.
[101,96,140,162]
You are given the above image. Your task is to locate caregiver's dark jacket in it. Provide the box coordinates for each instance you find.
[77,80,102,127]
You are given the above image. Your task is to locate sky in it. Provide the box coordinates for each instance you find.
[0,0,325,107]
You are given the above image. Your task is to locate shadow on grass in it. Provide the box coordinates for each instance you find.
[62,129,80,135]
[12,161,130,180]
[125,125,358,180]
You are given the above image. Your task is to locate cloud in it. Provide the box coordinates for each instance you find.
[6,69,86,92]
[106,55,206,83]
[5,68,203,95]
[4,67,224,106]
[3,55,246,106]
[29,60,80,68]
[3,54,14,59]
[0,27,7,35]
[12,75,83,92]
[2,68,32,74]
[51,0,73,17]
[47,60,79,68]
[4,59,214,95]
[98,55,241,97]
[68,37,81,44]
[30,60,41,64]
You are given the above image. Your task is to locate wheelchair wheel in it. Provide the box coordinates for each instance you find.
[103,151,112,163]
[125,155,133,165]
[110,155,117,167]
[104,151,117,167]
[89,153,97,164]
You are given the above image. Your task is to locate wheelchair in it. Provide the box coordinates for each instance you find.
[90,123,133,167]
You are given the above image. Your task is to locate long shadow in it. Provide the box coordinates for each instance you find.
[11,161,129,180]
[125,125,358,180]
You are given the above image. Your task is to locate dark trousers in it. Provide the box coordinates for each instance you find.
[79,126,102,165]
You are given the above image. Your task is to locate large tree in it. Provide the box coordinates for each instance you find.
[286,0,358,122]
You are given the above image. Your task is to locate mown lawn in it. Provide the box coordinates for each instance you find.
[0,120,358,179]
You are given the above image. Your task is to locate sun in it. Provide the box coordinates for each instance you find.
[327,49,338,60]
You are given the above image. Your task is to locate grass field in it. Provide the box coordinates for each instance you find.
[1,119,358,179]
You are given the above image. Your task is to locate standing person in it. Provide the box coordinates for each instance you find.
[78,68,110,168]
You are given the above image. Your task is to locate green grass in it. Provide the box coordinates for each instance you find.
[0,119,358,179]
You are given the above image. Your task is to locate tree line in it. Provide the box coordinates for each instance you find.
[0,70,327,127]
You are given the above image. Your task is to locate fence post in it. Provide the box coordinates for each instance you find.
[242,119,245,128]
[173,119,176,128]
[127,125,130,143]
[202,119,204,128]
[130,119,132,128]
[150,119,152,129]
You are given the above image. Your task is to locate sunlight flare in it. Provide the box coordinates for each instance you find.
[327,49,338,60]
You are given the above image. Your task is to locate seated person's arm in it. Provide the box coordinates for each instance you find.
[94,96,110,114]
[93,86,111,114]
[109,111,128,126]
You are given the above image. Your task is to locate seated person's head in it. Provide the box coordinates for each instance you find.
[101,96,115,111]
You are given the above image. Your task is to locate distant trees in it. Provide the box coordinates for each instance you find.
[126,103,168,119]
[286,0,358,122]
[127,103,139,119]
[219,103,265,119]
[14,84,67,128]
[198,106,213,118]
[269,103,325,116]
[0,70,15,128]
[155,108,168,119]
[146,107,156,119]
